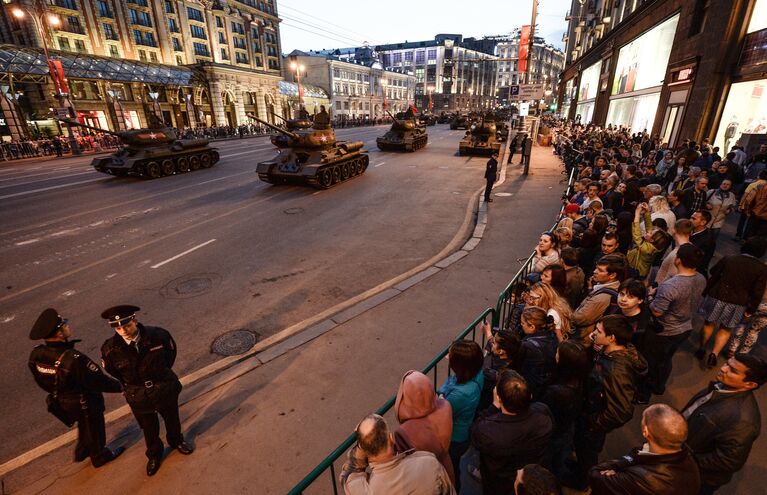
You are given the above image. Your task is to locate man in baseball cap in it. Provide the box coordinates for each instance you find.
[28,308,124,467]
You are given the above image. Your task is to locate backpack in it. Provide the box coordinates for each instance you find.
[590,287,620,317]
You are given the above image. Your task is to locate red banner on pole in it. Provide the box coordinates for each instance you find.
[519,25,530,74]
[47,59,70,94]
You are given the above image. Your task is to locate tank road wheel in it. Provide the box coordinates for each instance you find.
[356,160,364,175]
[161,159,175,176]
[340,162,350,180]
[332,166,340,184]
[200,153,212,168]
[319,169,333,188]
[190,155,201,171]
[145,161,162,179]
[176,157,190,173]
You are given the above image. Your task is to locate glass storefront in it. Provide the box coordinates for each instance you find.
[575,61,600,123]
[714,79,767,152]
[607,14,680,130]
[560,78,575,119]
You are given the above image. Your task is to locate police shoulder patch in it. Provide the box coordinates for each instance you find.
[88,361,99,372]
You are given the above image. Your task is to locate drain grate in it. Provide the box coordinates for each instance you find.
[211,329,259,356]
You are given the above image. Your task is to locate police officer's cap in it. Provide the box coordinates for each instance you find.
[101,305,140,328]
[29,308,68,340]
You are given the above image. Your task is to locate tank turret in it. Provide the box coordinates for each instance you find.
[251,106,369,189]
[376,110,428,152]
[60,119,219,178]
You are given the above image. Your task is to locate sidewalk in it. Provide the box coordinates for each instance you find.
[8,146,568,494]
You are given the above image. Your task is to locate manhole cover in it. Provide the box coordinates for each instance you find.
[161,273,222,299]
[211,329,258,356]
[284,207,304,215]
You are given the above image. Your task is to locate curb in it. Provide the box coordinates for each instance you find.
[0,123,513,478]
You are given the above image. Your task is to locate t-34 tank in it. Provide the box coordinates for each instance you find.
[62,119,219,178]
[449,114,471,130]
[252,107,368,189]
[458,113,502,156]
[376,109,428,152]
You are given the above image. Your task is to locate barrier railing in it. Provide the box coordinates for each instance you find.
[288,142,577,495]
[287,307,495,495]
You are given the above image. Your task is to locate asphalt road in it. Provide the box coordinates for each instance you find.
[0,124,489,464]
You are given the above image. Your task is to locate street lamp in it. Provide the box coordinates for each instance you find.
[11,5,81,154]
[380,77,388,112]
[289,61,306,108]
[426,85,435,113]
[467,87,474,111]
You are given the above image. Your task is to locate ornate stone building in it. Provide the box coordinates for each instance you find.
[0,0,288,139]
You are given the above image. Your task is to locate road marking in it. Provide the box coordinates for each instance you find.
[0,178,105,200]
[223,149,263,158]
[374,161,386,167]
[0,168,92,184]
[151,239,217,269]
[14,238,40,246]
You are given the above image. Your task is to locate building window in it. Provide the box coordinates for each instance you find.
[268,58,280,70]
[108,44,119,57]
[333,68,340,78]
[392,52,401,63]
[255,56,262,67]
[216,17,224,28]
[102,23,118,40]
[74,39,86,53]
[65,16,84,34]
[96,0,112,18]
[233,37,245,49]
[187,7,204,22]
[138,49,147,61]
[335,101,342,110]
[54,0,78,9]
[218,32,226,43]
[165,0,174,13]
[190,25,207,40]
[235,52,248,64]
[404,51,413,62]
[172,37,182,52]
[168,18,179,33]
[127,0,148,6]
[176,55,184,65]
[193,42,210,57]
[231,22,245,35]
[133,30,156,47]
[689,0,709,36]
[57,37,71,51]
[149,52,158,63]
[221,48,229,60]
[128,9,152,27]
[415,50,425,64]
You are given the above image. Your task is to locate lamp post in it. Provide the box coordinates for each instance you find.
[289,61,306,109]
[380,77,388,113]
[11,4,81,155]
[426,85,434,113]
[147,89,163,125]
[467,87,474,112]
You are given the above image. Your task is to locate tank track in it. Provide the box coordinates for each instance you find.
[376,134,428,152]
[302,154,369,189]
[94,149,220,179]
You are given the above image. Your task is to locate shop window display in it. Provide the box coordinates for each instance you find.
[714,80,767,153]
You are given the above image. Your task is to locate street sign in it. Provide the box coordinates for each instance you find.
[509,85,520,100]
[519,102,530,116]
[519,84,545,100]
[54,107,70,120]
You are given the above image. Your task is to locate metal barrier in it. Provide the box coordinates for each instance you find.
[287,307,495,495]
[288,148,577,495]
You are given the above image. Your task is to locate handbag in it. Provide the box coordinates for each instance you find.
[46,350,76,427]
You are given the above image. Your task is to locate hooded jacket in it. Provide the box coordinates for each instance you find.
[394,371,455,483]
[585,345,648,432]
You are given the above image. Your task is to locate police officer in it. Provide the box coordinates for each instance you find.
[484,152,499,203]
[28,308,124,467]
[100,305,193,476]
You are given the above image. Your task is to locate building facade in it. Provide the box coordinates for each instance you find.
[495,32,565,107]
[0,0,288,139]
[375,34,498,113]
[559,0,767,154]
[283,51,415,122]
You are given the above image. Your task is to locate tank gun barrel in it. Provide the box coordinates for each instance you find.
[248,114,299,140]
[55,118,120,137]
[386,110,397,121]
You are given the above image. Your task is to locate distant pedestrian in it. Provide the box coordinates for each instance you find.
[484,152,499,203]
[28,309,124,468]
[100,305,193,476]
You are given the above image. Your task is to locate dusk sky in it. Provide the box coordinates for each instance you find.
[278,0,572,52]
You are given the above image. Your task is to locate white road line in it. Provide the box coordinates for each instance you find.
[0,178,105,200]
[151,239,216,269]
[223,149,265,158]
[0,170,95,189]
[374,161,386,168]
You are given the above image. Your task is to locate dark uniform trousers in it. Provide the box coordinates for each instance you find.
[29,342,121,467]
[485,157,498,201]
[102,324,184,459]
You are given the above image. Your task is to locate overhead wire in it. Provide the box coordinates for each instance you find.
[278,2,386,46]
[280,21,361,48]
[279,14,366,46]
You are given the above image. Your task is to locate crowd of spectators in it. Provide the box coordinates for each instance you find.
[339,121,767,495]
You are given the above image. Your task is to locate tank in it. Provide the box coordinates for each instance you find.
[458,113,502,156]
[376,109,428,152]
[62,119,219,179]
[495,119,509,142]
[449,114,471,130]
[252,107,369,189]
[436,112,451,124]
[418,113,437,126]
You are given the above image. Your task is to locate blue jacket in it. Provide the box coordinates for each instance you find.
[439,371,484,443]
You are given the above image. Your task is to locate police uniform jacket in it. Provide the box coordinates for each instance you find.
[485,157,498,181]
[101,324,180,412]
[29,340,121,408]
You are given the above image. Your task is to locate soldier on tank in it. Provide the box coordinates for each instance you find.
[100,305,193,476]
[28,309,125,468]
[313,105,331,129]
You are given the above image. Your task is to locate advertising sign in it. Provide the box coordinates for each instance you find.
[519,102,530,116]
[612,14,680,96]
[578,61,601,102]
